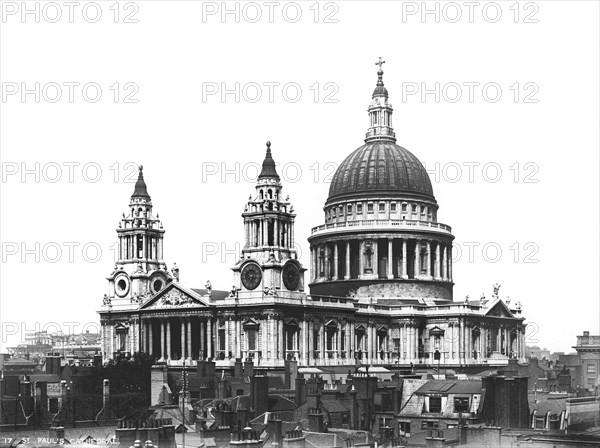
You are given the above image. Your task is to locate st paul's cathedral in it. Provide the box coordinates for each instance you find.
[99,62,527,374]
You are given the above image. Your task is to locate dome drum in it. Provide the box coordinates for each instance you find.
[308,231,454,301]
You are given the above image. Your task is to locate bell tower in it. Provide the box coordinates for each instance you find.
[106,166,173,307]
[232,142,306,296]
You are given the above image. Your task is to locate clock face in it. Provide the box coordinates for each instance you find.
[282,263,300,291]
[115,274,130,298]
[241,263,262,290]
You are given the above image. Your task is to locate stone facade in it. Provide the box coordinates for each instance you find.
[99,63,526,372]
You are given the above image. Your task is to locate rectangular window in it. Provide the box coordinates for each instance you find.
[391,203,397,212]
[219,329,225,351]
[247,330,257,351]
[367,203,374,213]
[412,204,417,214]
[454,397,470,412]
[422,421,439,430]
[379,202,385,212]
[339,206,344,216]
[402,203,407,212]
[357,204,363,213]
[347,204,353,214]
[429,396,442,413]
[399,422,411,436]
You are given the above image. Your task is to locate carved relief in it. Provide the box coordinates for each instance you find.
[146,289,197,308]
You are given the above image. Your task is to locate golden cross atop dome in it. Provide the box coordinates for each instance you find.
[375,57,385,70]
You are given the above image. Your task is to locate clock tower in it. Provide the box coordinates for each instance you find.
[232,141,306,296]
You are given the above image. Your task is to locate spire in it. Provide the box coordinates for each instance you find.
[257,141,280,181]
[131,165,150,199]
[365,58,396,143]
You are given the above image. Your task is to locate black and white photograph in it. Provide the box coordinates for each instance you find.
[0,1,599,447]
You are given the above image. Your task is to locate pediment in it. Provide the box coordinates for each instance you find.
[141,283,209,310]
[243,318,259,328]
[429,326,445,336]
[485,300,514,318]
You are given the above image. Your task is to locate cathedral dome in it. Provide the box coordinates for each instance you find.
[326,141,435,205]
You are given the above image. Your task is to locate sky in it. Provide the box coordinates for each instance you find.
[0,1,599,354]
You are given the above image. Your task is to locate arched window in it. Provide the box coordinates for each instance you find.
[259,190,264,200]
[268,189,273,199]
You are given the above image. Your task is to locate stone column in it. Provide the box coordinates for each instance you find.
[448,246,453,281]
[180,319,186,360]
[373,239,379,278]
[166,320,171,360]
[349,322,355,360]
[345,240,351,280]
[274,219,279,248]
[425,240,431,278]
[308,320,314,365]
[387,238,394,279]
[223,318,229,358]
[441,244,447,280]
[333,243,339,280]
[370,324,376,364]
[238,319,243,359]
[140,320,145,353]
[402,239,408,279]
[200,320,205,359]
[337,326,343,359]
[271,316,277,360]
[263,316,270,360]
[345,321,350,360]
[207,318,212,359]
[148,320,153,356]
[459,319,464,364]
[325,245,332,279]
[497,327,501,352]
[187,319,192,360]
[311,246,317,282]
[320,324,325,364]
[160,320,165,359]
[435,243,441,279]
[278,319,284,360]
[407,325,413,362]
[414,240,420,278]
[465,325,471,363]
[302,320,308,363]
[453,324,458,361]
[359,240,365,276]
[232,319,237,359]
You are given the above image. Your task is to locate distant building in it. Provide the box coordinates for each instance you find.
[526,345,551,360]
[572,331,600,391]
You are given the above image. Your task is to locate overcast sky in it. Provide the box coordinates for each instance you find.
[1,1,598,354]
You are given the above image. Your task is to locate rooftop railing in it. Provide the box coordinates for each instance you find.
[311,219,452,235]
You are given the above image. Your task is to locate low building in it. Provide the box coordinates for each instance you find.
[573,331,600,391]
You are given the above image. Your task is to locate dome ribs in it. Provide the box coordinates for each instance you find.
[326,142,436,205]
